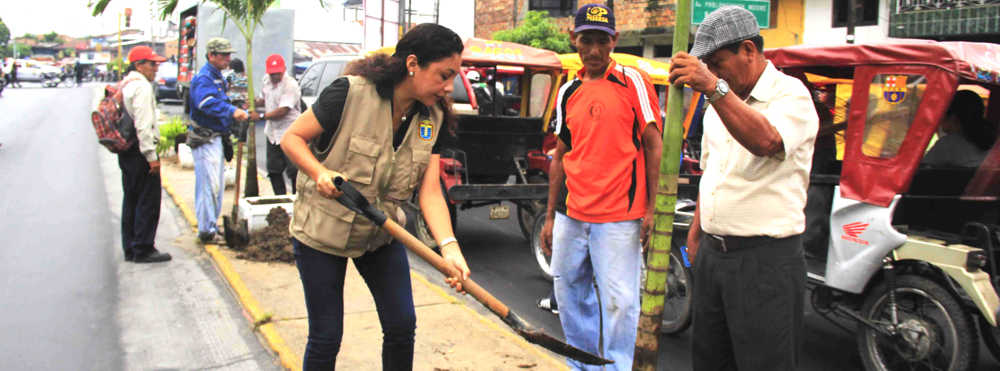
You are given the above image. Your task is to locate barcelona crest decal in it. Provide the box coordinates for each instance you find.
[419,120,433,141]
[883,75,907,104]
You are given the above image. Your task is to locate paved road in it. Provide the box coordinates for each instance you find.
[0,85,278,370]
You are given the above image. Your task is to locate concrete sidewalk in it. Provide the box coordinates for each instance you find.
[158,152,568,370]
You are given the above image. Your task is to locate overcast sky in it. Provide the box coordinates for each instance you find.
[2,0,472,43]
[3,1,162,38]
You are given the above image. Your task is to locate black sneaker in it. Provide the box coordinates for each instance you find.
[199,231,227,245]
[133,248,172,263]
[538,297,559,315]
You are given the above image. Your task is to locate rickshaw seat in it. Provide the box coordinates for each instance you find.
[895,167,999,234]
[455,114,545,182]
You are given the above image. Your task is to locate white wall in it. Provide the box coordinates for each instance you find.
[437,1,475,39]
[803,0,891,45]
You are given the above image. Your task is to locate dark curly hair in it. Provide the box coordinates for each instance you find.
[344,23,464,134]
[230,58,245,74]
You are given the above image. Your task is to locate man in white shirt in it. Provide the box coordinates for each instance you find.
[120,46,172,263]
[668,6,817,371]
[253,54,301,195]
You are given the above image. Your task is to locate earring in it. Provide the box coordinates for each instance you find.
[409,71,414,76]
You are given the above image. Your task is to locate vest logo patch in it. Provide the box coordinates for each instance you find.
[419,120,433,141]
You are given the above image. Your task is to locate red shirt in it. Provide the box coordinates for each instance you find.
[554,60,662,223]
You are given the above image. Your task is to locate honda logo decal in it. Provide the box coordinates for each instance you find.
[841,222,870,245]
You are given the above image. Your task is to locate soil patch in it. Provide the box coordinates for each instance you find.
[235,207,294,263]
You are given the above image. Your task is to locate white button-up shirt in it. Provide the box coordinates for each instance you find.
[698,61,818,238]
[259,73,301,145]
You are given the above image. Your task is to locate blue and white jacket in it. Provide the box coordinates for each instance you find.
[189,63,235,134]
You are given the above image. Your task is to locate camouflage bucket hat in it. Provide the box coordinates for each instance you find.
[206,37,236,54]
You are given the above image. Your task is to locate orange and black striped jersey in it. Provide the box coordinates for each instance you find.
[554,60,662,223]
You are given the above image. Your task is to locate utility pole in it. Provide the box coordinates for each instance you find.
[846,0,856,44]
[633,0,691,367]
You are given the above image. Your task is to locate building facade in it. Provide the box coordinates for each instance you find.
[888,0,1000,41]
[475,0,805,61]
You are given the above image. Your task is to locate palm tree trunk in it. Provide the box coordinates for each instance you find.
[633,0,692,369]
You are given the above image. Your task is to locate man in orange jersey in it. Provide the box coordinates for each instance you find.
[538,4,662,369]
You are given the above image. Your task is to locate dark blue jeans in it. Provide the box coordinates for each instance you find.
[293,238,416,371]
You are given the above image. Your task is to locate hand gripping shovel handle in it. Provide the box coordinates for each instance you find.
[332,177,612,365]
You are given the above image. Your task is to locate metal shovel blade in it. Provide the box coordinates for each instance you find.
[503,311,613,365]
[330,177,613,365]
[222,215,249,247]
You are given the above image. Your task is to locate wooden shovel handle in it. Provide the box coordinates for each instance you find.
[382,219,510,318]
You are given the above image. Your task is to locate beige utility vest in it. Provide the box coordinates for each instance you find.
[290,75,443,257]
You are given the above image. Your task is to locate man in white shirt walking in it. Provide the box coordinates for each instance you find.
[120,46,172,263]
[669,6,818,371]
[253,54,301,195]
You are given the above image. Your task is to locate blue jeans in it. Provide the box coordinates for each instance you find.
[192,137,225,234]
[551,212,642,370]
[293,238,416,371]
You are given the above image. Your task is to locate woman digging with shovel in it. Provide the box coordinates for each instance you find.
[279,24,470,370]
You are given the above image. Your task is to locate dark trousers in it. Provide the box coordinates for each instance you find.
[691,234,805,371]
[293,238,416,371]
[266,141,297,195]
[118,147,161,259]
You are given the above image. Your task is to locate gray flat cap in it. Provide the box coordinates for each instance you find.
[690,6,760,58]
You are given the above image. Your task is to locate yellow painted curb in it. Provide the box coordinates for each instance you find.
[161,174,302,371]
[410,271,569,371]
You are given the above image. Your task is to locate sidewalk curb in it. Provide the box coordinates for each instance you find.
[161,175,301,371]
[162,173,567,370]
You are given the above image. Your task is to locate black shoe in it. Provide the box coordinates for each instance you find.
[124,254,134,262]
[133,248,172,263]
[199,231,227,245]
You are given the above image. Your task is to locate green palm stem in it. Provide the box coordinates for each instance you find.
[632,0,692,369]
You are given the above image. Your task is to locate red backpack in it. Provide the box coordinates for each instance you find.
[90,76,143,153]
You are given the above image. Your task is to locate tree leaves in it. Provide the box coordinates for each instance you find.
[492,11,571,54]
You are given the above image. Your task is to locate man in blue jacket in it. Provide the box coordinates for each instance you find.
[189,37,249,244]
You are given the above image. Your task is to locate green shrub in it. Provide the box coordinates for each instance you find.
[158,116,187,155]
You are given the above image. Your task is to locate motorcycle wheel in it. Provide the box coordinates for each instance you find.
[857,274,977,371]
[516,175,547,240]
[978,315,1000,363]
[660,244,693,334]
[530,206,553,281]
[413,180,457,250]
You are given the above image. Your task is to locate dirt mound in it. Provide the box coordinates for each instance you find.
[235,207,294,263]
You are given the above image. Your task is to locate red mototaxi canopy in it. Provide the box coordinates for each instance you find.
[765,40,1000,87]
[766,40,1000,206]
[461,38,562,70]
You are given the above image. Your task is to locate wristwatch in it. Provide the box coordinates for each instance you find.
[708,79,730,104]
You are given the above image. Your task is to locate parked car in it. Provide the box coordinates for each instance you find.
[155,61,179,101]
[16,60,61,87]
[297,55,356,107]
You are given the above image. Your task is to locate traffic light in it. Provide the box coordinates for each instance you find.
[125,8,132,27]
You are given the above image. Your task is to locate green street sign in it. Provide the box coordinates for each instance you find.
[692,0,771,28]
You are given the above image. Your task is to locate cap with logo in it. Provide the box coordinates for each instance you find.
[689,6,760,58]
[265,54,286,74]
[574,4,615,36]
[127,46,167,63]
[206,37,236,54]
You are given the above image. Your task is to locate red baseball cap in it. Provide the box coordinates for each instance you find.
[265,54,285,74]
[128,46,167,63]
